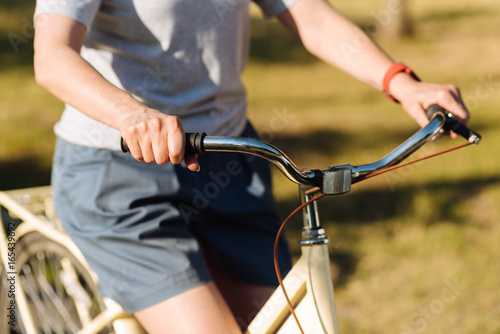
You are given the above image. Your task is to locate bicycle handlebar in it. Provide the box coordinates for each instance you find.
[121,105,481,195]
[425,104,481,144]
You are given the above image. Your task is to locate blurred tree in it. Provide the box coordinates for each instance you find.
[362,0,413,39]
[381,0,413,38]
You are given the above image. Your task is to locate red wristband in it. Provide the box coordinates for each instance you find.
[382,62,420,103]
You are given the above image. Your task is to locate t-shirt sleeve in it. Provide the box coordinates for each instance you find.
[34,0,102,29]
[253,0,302,18]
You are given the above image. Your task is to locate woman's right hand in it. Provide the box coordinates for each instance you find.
[119,109,200,171]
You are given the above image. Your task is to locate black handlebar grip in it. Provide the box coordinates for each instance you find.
[425,104,447,120]
[185,132,207,155]
[120,132,207,154]
[120,137,129,153]
[425,104,481,143]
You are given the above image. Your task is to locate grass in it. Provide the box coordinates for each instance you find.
[1,0,500,333]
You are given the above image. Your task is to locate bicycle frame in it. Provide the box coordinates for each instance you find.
[247,186,339,333]
[0,187,145,334]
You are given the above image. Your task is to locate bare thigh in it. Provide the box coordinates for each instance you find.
[205,251,277,331]
[134,281,241,334]
[134,248,278,333]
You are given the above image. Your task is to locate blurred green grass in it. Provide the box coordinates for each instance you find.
[1,0,499,333]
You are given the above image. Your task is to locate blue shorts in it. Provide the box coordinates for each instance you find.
[51,123,292,313]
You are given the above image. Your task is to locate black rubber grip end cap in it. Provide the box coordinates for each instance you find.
[185,132,207,155]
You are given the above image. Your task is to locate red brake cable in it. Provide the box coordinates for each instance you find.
[273,140,474,333]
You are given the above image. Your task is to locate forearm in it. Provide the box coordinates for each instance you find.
[280,0,469,129]
[34,43,147,130]
[281,0,394,90]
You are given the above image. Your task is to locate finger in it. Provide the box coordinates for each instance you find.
[149,118,170,165]
[122,125,144,161]
[166,117,185,164]
[434,85,469,126]
[140,137,155,163]
[408,103,429,128]
[451,87,470,125]
[127,138,144,161]
[137,122,155,163]
[184,154,200,172]
[436,90,469,139]
[152,136,170,165]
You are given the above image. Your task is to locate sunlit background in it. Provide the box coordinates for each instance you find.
[1,0,499,332]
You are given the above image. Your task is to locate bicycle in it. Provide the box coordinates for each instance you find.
[1,104,481,333]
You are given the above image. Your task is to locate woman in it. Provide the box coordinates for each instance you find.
[33,0,469,332]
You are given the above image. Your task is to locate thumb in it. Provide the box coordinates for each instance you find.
[184,154,200,172]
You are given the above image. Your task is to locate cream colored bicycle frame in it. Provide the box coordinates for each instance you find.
[248,185,340,334]
[0,187,144,334]
[1,186,339,334]
[247,243,339,333]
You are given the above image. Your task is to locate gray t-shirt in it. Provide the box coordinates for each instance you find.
[35,0,300,150]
